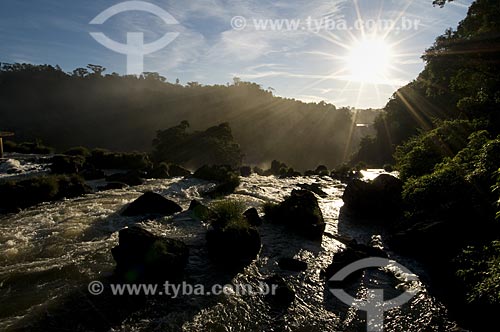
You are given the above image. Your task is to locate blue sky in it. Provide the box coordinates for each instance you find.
[0,0,473,108]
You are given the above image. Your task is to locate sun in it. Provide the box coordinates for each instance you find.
[346,37,393,84]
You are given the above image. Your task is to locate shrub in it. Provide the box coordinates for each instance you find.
[88,149,152,170]
[193,165,241,197]
[206,199,260,265]
[63,146,91,157]
[50,155,85,174]
[402,162,481,223]
[395,120,475,181]
[0,175,90,212]
[383,164,394,172]
[3,140,54,154]
[207,200,247,230]
[457,240,500,305]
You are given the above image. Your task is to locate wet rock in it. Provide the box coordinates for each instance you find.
[297,183,328,198]
[206,224,261,266]
[81,167,105,180]
[50,155,85,174]
[106,171,144,186]
[194,165,241,197]
[122,191,182,216]
[342,174,403,222]
[240,166,252,177]
[168,164,191,177]
[146,163,170,179]
[323,241,388,281]
[111,226,189,282]
[265,275,295,307]
[264,189,326,240]
[99,182,128,191]
[278,258,308,272]
[244,208,262,226]
[315,165,329,176]
[188,199,211,219]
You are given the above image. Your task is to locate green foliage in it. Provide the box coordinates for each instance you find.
[207,200,248,230]
[494,169,500,220]
[383,164,394,172]
[395,120,475,181]
[457,240,500,304]
[193,165,241,197]
[402,161,478,223]
[0,175,90,212]
[3,140,54,154]
[152,122,243,169]
[353,0,500,166]
[63,146,91,157]
[50,155,86,174]
[0,64,355,169]
[88,149,152,170]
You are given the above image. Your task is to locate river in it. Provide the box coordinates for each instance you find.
[0,156,461,331]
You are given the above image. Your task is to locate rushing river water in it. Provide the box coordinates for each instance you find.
[0,157,462,331]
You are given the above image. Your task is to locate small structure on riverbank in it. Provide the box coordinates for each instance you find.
[0,132,15,158]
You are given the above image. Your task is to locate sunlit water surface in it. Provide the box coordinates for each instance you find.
[0,159,458,331]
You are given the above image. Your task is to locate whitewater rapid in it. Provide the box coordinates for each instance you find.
[0,162,459,331]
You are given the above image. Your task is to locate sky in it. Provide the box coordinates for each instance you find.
[0,0,473,108]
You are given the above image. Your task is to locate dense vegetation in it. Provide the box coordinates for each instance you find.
[152,121,243,168]
[0,65,369,169]
[351,0,500,325]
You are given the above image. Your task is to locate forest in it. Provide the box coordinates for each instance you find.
[0,64,372,170]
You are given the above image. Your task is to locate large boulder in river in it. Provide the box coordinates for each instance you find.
[323,241,387,282]
[206,224,261,266]
[342,174,403,222]
[168,164,191,177]
[112,226,189,282]
[106,171,144,186]
[278,258,308,272]
[122,191,182,216]
[265,275,295,308]
[264,189,326,240]
[194,165,241,197]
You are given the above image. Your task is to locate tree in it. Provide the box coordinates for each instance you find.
[433,0,454,7]
[72,68,89,77]
[87,64,106,76]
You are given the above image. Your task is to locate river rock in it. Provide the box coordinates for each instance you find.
[99,182,128,191]
[240,166,252,177]
[278,258,308,272]
[244,208,263,226]
[168,164,191,177]
[188,199,211,219]
[111,226,189,282]
[106,171,144,186]
[323,241,387,281]
[265,275,295,307]
[81,167,105,180]
[342,174,403,222]
[206,224,261,266]
[122,191,182,216]
[265,189,326,240]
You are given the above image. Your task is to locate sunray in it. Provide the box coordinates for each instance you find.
[382,0,415,40]
[295,67,349,95]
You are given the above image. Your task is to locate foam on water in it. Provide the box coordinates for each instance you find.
[0,168,457,331]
